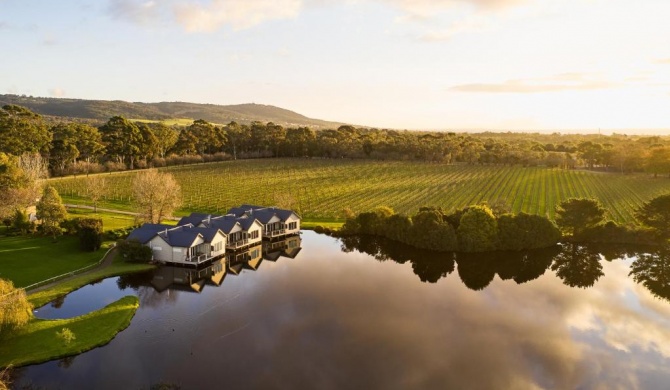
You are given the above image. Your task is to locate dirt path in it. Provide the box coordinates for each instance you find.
[28,247,119,295]
[64,204,179,220]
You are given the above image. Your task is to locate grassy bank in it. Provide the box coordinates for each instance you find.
[0,296,139,368]
[50,159,670,225]
[29,253,155,308]
[0,236,103,288]
[66,208,138,231]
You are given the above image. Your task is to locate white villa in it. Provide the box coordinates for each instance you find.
[126,223,226,266]
[227,205,301,239]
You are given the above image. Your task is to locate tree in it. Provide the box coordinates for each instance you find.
[99,116,142,169]
[629,246,670,301]
[0,278,33,332]
[497,213,561,251]
[0,105,51,156]
[36,185,67,240]
[555,198,605,237]
[117,239,153,263]
[85,175,108,213]
[636,194,670,238]
[132,169,182,223]
[77,218,103,251]
[456,205,498,252]
[188,119,221,155]
[645,146,670,178]
[151,123,178,158]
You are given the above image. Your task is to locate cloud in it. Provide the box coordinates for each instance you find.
[417,14,492,41]
[449,73,616,93]
[654,58,670,64]
[108,0,163,25]
[49,88,66,97]
[173,0,302,32]
[106,0,528,33]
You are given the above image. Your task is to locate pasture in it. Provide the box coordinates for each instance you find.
[49,159,670,224]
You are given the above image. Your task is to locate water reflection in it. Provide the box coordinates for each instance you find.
[630,246,670,301]
[550,243,604,288]
[340,235,559,288]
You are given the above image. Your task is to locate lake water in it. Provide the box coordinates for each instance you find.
[12,232,670,389]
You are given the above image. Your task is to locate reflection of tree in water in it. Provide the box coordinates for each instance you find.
[339,235,452,282]
[341,236,559,288]
[551,243,604,288]
[58,355,76,369]
[456,253,497,291]
[50,294,66,309]
[629,246,670,301]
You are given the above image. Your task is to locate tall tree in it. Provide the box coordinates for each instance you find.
[456,205,498,252]
[555,198,606,237]
[636,194,670,238]
[36,185,67,240]
[224,121,248,160]
[151,123,178,158]
[137,123,159,162]
[132,169,182,224]
[99,116,142,169]
[0,105,51,156]
[188,119,220,155]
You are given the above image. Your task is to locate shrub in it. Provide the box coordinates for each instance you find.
[78,218,103,251]
[116,239,153,263]
[56,327,76,345]
[555,198,605,236]
[497,213,560,251]
[457,205,498,252]
[104,161,127,172]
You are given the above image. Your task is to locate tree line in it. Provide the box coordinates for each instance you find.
[338,195,670,252]
[2,104,670,178]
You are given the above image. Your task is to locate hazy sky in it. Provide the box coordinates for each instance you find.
[1,0,669,131]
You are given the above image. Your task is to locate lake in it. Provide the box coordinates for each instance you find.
[11,232,670,389]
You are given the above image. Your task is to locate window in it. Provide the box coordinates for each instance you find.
[211,242,222,252]
[288,222,297,230]
[250,230,259,239]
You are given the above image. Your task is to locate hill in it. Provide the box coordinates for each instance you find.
[0,94,346,129]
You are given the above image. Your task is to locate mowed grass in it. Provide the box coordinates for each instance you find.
[50,159,670,224]
[0,236,103,288]
[0,296,139,368]
[66,208,138,231]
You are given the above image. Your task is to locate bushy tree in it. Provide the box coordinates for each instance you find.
[636,194,670,238]
[117,239,152,263]
[78,218,103,251]
[497,213,560,251]
[410,210,457,251]
[0,105,51,156]
[457,205,498,252]
[555,198,605,236]
[0,278,33,332]
[36,185,67,240]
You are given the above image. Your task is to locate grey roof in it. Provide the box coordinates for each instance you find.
[178,213,212,227]
[238,217,260,231]
[190,227,225,242]
[158,226,201,248]
[205,217,240,234]
[127,224,173,244]
[227,205,300,222]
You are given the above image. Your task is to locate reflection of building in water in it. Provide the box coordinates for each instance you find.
[263,235,302,261]
[148,235,302,292]
[150,259,226,293]
[227,244,263,274]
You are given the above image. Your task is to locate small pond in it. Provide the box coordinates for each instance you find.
[11,232,670,389]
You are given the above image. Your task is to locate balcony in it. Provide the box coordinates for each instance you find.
[267,229,286,237]
[228,239,250,249]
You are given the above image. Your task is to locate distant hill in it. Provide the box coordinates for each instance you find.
[0,94,346,129]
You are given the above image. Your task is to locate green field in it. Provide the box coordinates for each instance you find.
[0,236,104,288]
[50,159,670,224]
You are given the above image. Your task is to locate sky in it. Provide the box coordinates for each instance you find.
[1,0,669,132]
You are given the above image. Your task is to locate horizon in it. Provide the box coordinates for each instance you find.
[2,0,669,132]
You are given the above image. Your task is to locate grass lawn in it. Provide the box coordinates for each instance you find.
[66,208,137,231]
[0,236,103,288]
[28,254,155,308]
[302,219,344,230]
[0,296,139,368]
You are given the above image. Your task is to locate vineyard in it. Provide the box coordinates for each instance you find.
[49,159,670,224]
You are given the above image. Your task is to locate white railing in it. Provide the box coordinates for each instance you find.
[228,239,249,249]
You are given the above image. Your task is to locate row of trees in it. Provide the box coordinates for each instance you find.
[340,195,670,252]
[2,104,670,176]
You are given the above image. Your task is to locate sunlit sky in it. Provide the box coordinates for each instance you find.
[1,0,669,132]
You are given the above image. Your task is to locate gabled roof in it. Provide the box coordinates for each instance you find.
[227,205,301,222]
[190,227,225,242]
[205,217,240,234]
[127,224,173,244]
[178,213,213,227]
[238,217,261,231]
[158,225,202,248]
